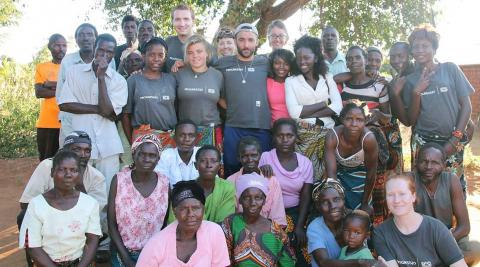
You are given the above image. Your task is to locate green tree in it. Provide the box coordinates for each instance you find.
[103,0,437,49]
[0,0,21,27]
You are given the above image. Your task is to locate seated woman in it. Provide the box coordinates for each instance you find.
[307,179,378,267]
[19,150,101,267]
[266,49,294,123]
[122,37,177,149]
[108,134,170,266]
[414,143,480,266]
[260,118,313,266]
[227,136,287,226]
[222,172,295,266]
[374,174,467,267]
[136,181,230,266]
[324,104,378,215]
[285,35,343,180]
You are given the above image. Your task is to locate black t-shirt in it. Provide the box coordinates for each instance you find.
[114,43,128,70]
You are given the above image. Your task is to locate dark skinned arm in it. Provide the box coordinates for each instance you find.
[77,233,99,267]
[333,72,352,84]
[295,183,312,247]
[455,96,471,133]
[20,202,28,210]
[121,113,133,145]
[312,248,377,267]
[361,133,378,214]
[59,103,100,114]
[35,82,56,98]
[27,248,57,267]
[107,175,136,267]
[324,129,338,179]
[450,173,470,241]
[95,58,117,120]
[388,77,410,126]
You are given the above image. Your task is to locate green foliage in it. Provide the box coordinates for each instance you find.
[0,46,51,158]
[307,0,437,51]
[104,0,225,37]
[0,0,21,27]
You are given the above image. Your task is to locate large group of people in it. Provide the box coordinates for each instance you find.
[18,3,480,267]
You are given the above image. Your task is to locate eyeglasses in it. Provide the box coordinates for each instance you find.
[268,34,288,40]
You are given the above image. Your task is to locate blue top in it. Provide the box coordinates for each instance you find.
[307,216,341,267]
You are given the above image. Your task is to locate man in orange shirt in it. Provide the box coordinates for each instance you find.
[34,34,67,160]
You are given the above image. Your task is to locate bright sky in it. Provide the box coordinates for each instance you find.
[0,0,479,65]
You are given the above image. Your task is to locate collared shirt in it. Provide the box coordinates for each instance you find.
[155,146,200,188]
[58,63,127,159]
[19,158,107,211]
[324,51,348,76]
[285,74,342,128]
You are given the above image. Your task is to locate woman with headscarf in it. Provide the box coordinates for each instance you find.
[136,181,230,266]
[108,134,170,266]
[19,150,101,267]
[221,172,295,266]
[307,179,379,267]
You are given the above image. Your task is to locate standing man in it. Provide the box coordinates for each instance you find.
[56,23,115,145]
[321,26,348,76]
[58,33,127,189]
[137,19,156,48]
[34,33,67,161]
[215,23,272,177]
[114,15,138,69]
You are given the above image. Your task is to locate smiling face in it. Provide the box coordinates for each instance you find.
[235,31,258,59]
[172,9,194,37]
[174,198,204,232]
[195,149,220,181]
[239,144,260,174]
[346,48,366,74]
[411,38,435,65]
[217,37,236,57]
[385,177,416,217]
[240,187,266,219]
[416,147,445,184]
[144,44,166,72]
[52,157,80,192]
[315,188,345,223]
[268,26,288,50]
[186,42,208,70]
[343,217,369,250]
[295,47,316,76]
[134,143,160,172]
[272,56,291,80]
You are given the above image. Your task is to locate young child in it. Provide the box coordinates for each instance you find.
[339,210,374,260]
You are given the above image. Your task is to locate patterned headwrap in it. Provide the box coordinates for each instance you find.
[312,178,345,202]
[131,134,162,156]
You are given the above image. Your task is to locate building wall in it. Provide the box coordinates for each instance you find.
[460,64,480,122]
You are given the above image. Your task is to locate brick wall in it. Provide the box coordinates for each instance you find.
[460,64,480,122]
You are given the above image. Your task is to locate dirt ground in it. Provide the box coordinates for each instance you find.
[1,150,480,266]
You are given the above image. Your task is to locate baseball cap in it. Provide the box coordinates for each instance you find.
[234,23,258,37]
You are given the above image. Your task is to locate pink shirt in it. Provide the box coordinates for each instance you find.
[266,78,290,123]
[115,169,169,250]
[260,149,314,208]
[136,220,230,267]
[227,168,287,226]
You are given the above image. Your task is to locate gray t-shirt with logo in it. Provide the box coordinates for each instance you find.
[215,55,271,129]
[175,67,223,126]
[402,62,474,137]
[373,216,463,267]
[124,73,177,130]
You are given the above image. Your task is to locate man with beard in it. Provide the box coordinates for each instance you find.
[17,131,107,267]
[321,26,348,76]
[215,23,272,177]
[56,23,115,144]
[34,34,67,161]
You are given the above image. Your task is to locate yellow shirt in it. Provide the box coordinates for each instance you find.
[35,61,61,128]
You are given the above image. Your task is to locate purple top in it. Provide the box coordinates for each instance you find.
[260,149,313,208]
